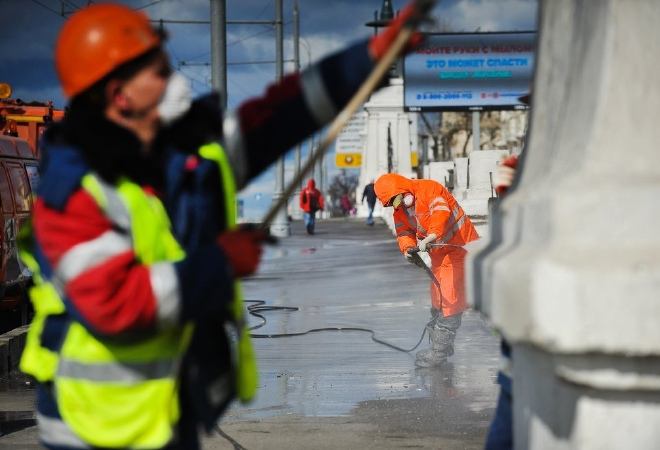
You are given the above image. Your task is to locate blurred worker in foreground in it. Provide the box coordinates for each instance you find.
[362,179,378,225]
[19,2,427,449]
[299,178,325,235]
[375,173,479,367]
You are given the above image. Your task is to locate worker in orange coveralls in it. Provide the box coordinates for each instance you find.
[375,173,479,367]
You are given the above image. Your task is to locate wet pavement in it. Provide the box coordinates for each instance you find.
[0,374,36,446]
[212,218,500,449]
[0,218,500,449]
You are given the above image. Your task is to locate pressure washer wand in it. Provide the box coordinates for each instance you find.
[260,0,438,229]
[408,249,441,289]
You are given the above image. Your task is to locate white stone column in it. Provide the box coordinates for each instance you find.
[460,150,509,217]
[452,157,469,200]
[469,0,660,448]
[395,111,414,176]
[357,78,417,217]
[426,161,455,187]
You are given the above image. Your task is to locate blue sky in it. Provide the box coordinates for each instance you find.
[0,0,537,220]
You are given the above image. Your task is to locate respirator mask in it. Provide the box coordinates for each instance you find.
[391,193,414,209]
[158,72,192,126]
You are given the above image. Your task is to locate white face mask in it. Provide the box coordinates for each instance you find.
[403,193,414,207]
[158,72,192,125]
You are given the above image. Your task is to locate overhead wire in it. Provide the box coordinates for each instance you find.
[254,0,274,20]
[183,27,276,64]
[164,42,210,95]
[134,0,163,11]
[228,78,253,102]
[167,2,292,106]
[62,0,81,10]
[30,0,161,19]
[29,0,63,17]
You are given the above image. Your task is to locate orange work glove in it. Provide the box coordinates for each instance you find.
[494,155,519,197]
[368,0,428,60]
[216,227,269,277]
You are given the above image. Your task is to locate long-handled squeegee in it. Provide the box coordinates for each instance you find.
[259,0,438,228]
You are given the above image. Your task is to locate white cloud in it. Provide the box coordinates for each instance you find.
[142,0,209,19]
[444,0,538,31]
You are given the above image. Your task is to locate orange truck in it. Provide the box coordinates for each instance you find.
[0,83,64,157]
[0,83,62,329]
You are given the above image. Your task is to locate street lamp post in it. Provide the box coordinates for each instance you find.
[269,0,291,237]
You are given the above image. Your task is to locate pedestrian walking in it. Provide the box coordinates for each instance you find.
[362,179,378,225]
[300,178,325,235]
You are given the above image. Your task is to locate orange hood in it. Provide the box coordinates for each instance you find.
[374,173,414,205]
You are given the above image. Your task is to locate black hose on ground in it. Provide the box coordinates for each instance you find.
[215,301,430,448]
[245,300,429,353]
[215,425,247,450]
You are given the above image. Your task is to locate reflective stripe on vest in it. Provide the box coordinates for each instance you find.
[37,413,90,449]
[199,142,258,403]
[21,173,191,449]
[437,205,466,244]
[415,203,466,247]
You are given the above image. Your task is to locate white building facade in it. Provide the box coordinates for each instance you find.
[356,78,418,218]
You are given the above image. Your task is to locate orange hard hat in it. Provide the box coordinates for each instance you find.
[55,3,162,99]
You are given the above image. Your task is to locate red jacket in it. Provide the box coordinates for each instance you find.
[299,179,324,213]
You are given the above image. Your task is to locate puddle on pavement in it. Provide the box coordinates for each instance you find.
[263,247,319,259]
[349,372,492,444]
[264,247,290,259]
[227,221,499,426]
[245,276,282,282]
[226,307,498,422]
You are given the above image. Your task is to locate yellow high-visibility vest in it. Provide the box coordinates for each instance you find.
[199,142,258,402]
[20,143,257,448]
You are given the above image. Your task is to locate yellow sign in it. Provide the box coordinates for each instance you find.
[411,151,419,168]
[336,152,362,168]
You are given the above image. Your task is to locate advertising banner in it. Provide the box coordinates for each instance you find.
[404,32,536,111]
